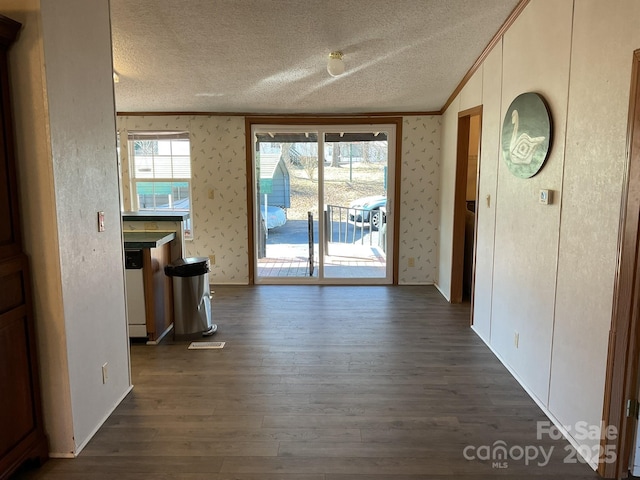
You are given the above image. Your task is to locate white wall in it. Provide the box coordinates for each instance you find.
[7,0,131,455]
[436,102,459,299]
[472,44,502,344]
[118,115,441,285]
[439,0,640,466]
[549,0,640,448]
[41,0,131,453]
[492,0,572,409]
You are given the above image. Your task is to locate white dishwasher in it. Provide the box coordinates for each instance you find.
[124,249,147,337]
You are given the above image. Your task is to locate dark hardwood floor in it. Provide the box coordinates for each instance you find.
[15,286,601,479]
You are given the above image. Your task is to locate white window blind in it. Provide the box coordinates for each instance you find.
[128,131,191,180]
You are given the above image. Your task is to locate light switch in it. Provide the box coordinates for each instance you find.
[98,211,105,232]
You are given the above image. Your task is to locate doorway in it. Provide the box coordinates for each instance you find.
[451,107,482,305]
[245,118,401,285]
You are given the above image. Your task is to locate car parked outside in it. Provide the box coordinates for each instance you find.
[348,195,386,230]
[260,204,287,229]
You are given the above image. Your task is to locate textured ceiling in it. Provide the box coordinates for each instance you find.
[110,0,521,114]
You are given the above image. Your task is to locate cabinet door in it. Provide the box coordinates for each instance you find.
[0,49,21,260]
[0,255,46,471]
[0,310,36,456]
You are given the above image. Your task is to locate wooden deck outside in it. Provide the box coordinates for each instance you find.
[258,243,386,279]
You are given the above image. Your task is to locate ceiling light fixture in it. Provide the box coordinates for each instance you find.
[327,51,345,77]
[113,71,120,83]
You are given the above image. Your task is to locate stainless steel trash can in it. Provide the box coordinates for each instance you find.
[164,257,216,336]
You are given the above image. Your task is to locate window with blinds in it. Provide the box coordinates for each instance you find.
[128,131,193,238]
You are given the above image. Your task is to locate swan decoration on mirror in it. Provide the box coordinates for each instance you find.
[509,110,546,165]
[501,92,552,178]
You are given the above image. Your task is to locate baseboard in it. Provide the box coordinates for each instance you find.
[473,332,598,471]
[48,452,75,459]
[146,323,173,345]
[470,324,490,346]
[73,384,134,456]
[434,282,450,302]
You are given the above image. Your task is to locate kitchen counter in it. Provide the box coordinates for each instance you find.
[122,211,190,221]
[122,214,185,344]
[123,231,176,249]
[122,211,188,261]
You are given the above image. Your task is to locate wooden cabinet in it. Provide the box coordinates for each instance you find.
[0,18,22,261]
[0,14,48,480]
[124,232,175,343]
[0,256,47,478]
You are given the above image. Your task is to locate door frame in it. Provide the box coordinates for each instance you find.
[245,116,403,285]
[600,49,640,479]
[451,106,482,305]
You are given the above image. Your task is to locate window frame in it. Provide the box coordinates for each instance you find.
[127,131,194,239]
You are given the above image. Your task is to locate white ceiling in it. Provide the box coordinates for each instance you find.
[109,0,521,114]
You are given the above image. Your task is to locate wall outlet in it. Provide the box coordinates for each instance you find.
[209,255,215,265]
[514,332,519,349]
[102,362,109,384]
[208,188,215,199]
[408,257,415,268]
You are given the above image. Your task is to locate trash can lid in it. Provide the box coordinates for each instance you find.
[164,257,210,277]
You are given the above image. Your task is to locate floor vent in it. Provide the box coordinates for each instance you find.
[188,341,225,350]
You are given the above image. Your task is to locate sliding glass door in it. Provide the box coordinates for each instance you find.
[252,124,395,284]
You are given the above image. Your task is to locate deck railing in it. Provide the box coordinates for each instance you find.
[324,205,385,251]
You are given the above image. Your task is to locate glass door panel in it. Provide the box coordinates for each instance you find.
[255,131,319,281]
[322,131,390,280]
